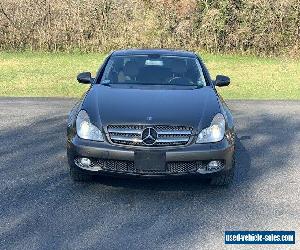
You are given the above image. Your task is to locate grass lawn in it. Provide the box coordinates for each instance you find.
[0,51,299,99]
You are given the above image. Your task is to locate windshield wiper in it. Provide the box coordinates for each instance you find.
[196,83,204,89]
[161,83,201,87]
[100,82,204,88]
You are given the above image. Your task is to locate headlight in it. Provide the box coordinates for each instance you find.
[196,113,225,143]
[76,110,104,141]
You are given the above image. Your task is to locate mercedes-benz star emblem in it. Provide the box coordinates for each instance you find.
[141,127,158,145]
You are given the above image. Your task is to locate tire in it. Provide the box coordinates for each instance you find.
[69,164,93,182]
[210,168,234,186]
[210,153,235,186]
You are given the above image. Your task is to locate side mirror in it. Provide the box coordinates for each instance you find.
[77,72,94,84]
[215,75,230,87]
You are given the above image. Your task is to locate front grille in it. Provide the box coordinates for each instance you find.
[167,161,204,173]
[79,158,205,174]
[93,159,135,172]
[107,125,193,147]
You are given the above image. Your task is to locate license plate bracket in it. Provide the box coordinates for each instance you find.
[134,151,166,172]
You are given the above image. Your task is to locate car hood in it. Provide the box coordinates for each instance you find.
[82,85,221,132]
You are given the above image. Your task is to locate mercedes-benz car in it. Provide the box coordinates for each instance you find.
[67,49,235,185]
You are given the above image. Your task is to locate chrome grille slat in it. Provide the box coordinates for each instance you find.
[157,130,192,135]
[156,137,189,143]
[107,128,143,135]
[107,125,193,147]
[110,135,143,142]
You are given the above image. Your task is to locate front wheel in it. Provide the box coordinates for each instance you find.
[210,168,234,186]
[210,153,235,186]
[69,165,93,182]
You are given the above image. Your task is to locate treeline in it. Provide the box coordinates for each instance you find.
[0,0,300,56]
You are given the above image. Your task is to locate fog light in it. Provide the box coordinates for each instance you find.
[80,157,91,168]
[206,160,223,172]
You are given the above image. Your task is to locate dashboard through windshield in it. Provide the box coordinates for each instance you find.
[100,55,207,87]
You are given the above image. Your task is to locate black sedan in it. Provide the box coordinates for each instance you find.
[67,49,235,185]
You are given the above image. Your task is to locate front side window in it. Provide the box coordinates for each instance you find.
[100,55,206,86]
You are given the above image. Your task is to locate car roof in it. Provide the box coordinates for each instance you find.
[111,49,197,58]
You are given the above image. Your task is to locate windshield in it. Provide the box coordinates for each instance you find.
[100,55,206,86]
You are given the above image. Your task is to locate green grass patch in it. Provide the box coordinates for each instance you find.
[0,51,299,99]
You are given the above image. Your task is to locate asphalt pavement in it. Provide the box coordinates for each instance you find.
[0,97,299,250]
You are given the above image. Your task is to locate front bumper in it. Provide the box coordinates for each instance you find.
[67,135,235,178]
